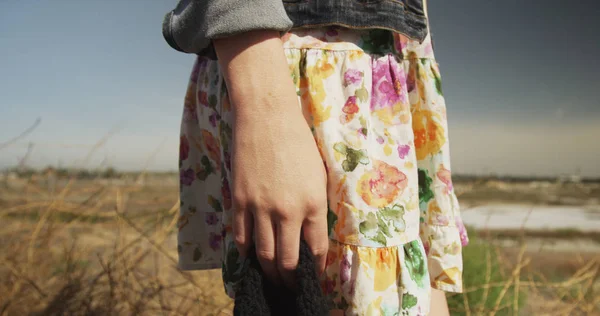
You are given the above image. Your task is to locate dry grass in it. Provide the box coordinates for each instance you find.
[0,175,232,316]
[0,174,598,315]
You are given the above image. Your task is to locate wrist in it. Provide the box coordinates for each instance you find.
[214,31,300,120]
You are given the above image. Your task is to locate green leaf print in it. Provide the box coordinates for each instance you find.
[414,62,421,80]
[402,293,418,310]
[219,123,232,151]
[207,195,223,212]
[333,142,348,154]
[224,242,245,285]
[327,207,338,236]
[404,242,427,288]
[431,64,444,96]
[208,94,218,109]
[334,142,369,172]
[359,212,378,235]
[339,296,350,312]
[360,213,391,246]
[379,204,406,233]
[193,247,202,261]
[355,85,369,103]
[360,29,394,54]
[290,65,299,87]
[371,231,388,246]
[377,213,393,238]
[196,155,215,181]
[418,168,434,205]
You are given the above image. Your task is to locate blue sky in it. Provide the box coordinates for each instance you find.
[1,0,599,177]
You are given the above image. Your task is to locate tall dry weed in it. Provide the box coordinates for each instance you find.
[0,173,598,315]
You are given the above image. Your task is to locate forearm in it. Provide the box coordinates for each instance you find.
[213,31,299,123]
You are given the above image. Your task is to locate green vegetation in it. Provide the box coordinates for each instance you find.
[447,228,527,315]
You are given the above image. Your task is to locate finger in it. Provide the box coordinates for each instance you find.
[302,215,329,276]
[233,207,253,258]
[254,213,280,285]
[276,218,301,288]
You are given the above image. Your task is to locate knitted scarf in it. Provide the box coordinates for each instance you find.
[233,240,330,316]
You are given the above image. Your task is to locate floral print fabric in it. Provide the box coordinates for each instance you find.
[177,26,469,315]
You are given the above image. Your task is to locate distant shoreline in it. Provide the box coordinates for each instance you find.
[2,166,599,183]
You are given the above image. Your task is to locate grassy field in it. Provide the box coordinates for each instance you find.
[0,172,598,315]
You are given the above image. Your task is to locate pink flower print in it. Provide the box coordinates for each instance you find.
[393,33,409,52]
[321,276,336,295]
[358,128,367,139]
[370,58,407,111]
[224,150,231,171]
[183,89,198,123]
[341,96,360,123]
[221,177,232,210]
[326,27,339,37]
[342,96,360,114]
[180,167,195,186]
[455,217,469,247]
[191,58,209,84]
[340,254,351,284]
[209,112,221,128]
[376,136,385,144]
[437,164,454,193]
[198,90,209,107]
[397,144,410,159]
[180,135,190,161]
[190,60,200,83]
[423,240,431,256]
[208,232,222,251]
[343,69,363,86]
[205,213,219,225]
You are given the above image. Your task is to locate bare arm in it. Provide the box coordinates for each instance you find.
[214,31,329,288]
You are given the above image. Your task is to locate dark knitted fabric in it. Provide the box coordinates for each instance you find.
[233,240,330,316]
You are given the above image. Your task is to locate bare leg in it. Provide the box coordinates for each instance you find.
[430,289,450,316]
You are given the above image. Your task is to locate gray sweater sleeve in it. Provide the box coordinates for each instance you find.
[163,0,294,54]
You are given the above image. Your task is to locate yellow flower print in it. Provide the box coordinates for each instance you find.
[301,58,334,126]
[427,199,450,226]
[412,105,446,160]
[434,267,460,286]
[444,241,461,255]
[366,296,384,316]
[362,248,400,292]
[335,185,360,244]
[357,160,408,208]
[201,129,221,167]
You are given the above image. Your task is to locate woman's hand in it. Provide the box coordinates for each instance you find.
[214,31,329,288]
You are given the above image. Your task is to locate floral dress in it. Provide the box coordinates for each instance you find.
[177,25,469,315]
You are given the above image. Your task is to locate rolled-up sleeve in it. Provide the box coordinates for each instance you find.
[163,0,294,54]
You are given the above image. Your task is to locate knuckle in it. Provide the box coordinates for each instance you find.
[310,245,328,258]
[232,195,257,212]
[256,250,276,263]
[278,258,299,272]
[233,234,248,248]
[275,210,294,223]
[305,195,327,213]
[232,195,247,209]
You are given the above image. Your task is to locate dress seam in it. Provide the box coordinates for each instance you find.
[283,46,434,61]
[329,234,421,248]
